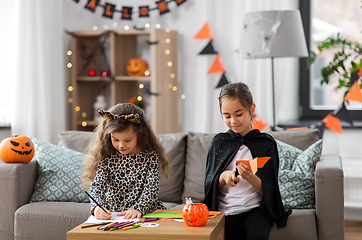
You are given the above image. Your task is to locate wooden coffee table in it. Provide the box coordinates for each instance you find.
[67,213,225,240]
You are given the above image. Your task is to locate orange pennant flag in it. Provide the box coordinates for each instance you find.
[344,81,362,102]
[253,116,267,131]
[322,114,343,134]
[236,157,271,174]
[194,23,213,40]
[208,55,225,74]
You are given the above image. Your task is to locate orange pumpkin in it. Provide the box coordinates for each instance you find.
[182,198,209,227]
[0,135,34,163]
[126,58,148,76]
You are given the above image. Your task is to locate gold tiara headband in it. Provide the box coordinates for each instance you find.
[98,109,141,124]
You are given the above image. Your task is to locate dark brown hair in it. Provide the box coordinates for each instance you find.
[218,82,254,118]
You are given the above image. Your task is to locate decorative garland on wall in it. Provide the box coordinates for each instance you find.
[72,0,187,21]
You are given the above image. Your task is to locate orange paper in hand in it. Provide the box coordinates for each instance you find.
[236,157,271,174]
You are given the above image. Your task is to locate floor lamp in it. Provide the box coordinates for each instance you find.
[241,10,308,130]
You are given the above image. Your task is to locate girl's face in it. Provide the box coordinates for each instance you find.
[110,127,141,155]
[221,97,255,137]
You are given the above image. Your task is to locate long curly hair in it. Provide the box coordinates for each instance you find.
[81,103,169,190]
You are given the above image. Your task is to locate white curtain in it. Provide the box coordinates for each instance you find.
[11,0,300,143]
[12,0,66,144]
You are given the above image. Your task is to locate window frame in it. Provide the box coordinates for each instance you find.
[299,0,362,121]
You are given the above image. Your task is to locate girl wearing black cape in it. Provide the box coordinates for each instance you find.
[203,82,291,240]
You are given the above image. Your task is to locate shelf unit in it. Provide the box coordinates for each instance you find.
[69,29,179,134]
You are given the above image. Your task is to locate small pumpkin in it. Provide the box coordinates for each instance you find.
[126,58,148,76]
[182,198,209,227]
[0,135,34,163]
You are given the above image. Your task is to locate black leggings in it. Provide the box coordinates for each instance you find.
[224,207,271,240]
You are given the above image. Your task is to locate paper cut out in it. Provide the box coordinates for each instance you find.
[194,22,213,40]
[236,157,271,175]
[253,116,267,131]
[322,113,343,134]
[208,55,225,74]
[199,40,218,54]
[344,81,362,102]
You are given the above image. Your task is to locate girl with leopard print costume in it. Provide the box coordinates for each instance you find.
[81,103,169,220]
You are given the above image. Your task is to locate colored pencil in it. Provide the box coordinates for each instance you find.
[84,191,109,214]
[81,222,109,228]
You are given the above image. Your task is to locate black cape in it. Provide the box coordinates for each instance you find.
[203,129,291,228]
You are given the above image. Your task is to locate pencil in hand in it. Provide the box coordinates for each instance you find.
[84,191,109,214]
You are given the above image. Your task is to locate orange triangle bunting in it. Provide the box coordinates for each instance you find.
[253,116,267,131]
[194,23,213,40]
[344,81,362,102]
[323,114,343,134]
[208,55,225,74]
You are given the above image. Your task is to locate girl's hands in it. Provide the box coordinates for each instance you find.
[117,209,142,219]
[220,170,239,187]
[236,163,253,180]
[94,206,112,220]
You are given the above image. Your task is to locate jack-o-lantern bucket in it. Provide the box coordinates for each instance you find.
[0,135,34,163]
[182,198,209,227]
[126,58,149,76]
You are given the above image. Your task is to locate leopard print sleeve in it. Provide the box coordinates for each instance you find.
[88,157,110,213]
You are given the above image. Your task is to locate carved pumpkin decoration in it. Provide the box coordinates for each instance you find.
[182,198,209,227]
[0,135,34,163]
[126,58,148,76]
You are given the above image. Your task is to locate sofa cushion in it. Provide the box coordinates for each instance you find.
[182,132,216,203]
[269,128,320,151]
[277,139,322,209]
[157,133,187,204]
[269,209,318,240]
[58,131,94,153]
[30,138,89,203]
[15,202,90,240]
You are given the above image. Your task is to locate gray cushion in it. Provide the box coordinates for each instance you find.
[15,202,89,240]
[270,209,318,240]
[58,131,94,153]
[269,128,320,151]
[182,132,216,203]
[157,133,187,204]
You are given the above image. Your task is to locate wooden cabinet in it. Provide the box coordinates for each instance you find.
[69,29,179,134]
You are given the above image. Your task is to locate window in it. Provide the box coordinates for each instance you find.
[299,0,362,121]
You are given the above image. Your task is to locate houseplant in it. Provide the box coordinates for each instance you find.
[308,33,362,98]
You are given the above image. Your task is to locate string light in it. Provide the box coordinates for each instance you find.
[103,25,108,29]
[156,24,161,28]
[68,86,74,92]
[166,28,171,33]
[82,112,87,117]
[165,38,171,43]
[172,86,177,91]
[67,50,72,56]
[82,121,87,127]
[124,25,130,30]
[181,94,186,99]
[144,71,150,76]
[93,26,98,31]
[165,49,170,54]
[145,23,150,28]
[67,63,72,68]
[168,84,173,88]
[113,22,118,27]
[170,73,175,78]
[75,106,80,111]
[68,98,73,103]
[167,61,173,67]
[139,83,144,89]
[137,96,143,101]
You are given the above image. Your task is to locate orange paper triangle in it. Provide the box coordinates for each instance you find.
[253,116,267,131]
[323,114,343,134]
[236,157,271,174]
[208,55,225,74]
[344,81,362,102]
[194,23,213,40]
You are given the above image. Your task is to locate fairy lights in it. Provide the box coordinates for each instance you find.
[93,26,98,31]
[67,63,72,68]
